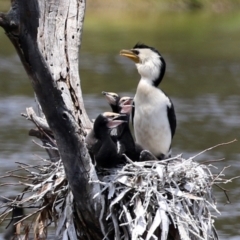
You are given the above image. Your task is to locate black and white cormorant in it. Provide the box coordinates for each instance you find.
[90,112,127,168]
[120,43,176,159]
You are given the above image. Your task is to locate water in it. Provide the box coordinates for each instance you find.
[0,10,240,239]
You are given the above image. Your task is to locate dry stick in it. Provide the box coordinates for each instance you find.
[0,183,24,187]
[32,140,57,150]
[21,110,50,132]
[0,174,30,180]
[223,175,240,183]
[34,154,56,164]
[0,210,12,224]
[14,162,31,166]
[213,175,240,185]
[191,139,237,160]
[12,162,44,172]
[14,204,49,226]
[29,114,57,148]
[214,184,231,204]
[6,164,37,174]
[157,154,183,163]
[211,166,231,185]
[197,158,225,167]
[23,110,58,165]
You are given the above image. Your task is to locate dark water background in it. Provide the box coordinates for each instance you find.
[0,9,239,239]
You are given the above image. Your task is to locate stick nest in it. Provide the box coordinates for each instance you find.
[1,153,232,240]
[95,155,220,240]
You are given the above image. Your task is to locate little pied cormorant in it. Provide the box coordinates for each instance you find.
[120,43,176,159]
[90,112,127,168]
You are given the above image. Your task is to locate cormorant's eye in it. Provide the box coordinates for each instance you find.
[132,50,139,55]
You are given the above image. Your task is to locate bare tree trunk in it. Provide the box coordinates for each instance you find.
[0,0,105,238]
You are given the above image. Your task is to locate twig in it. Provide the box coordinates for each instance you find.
[0,209,12,225]
[190,139,237,160]
[0,183,24,187]
[214,184,231,204]
[14,204,49,225]
[197,158,225,167]
[32,140,57,150]
[0,174,30,180]
[211,166,231,185]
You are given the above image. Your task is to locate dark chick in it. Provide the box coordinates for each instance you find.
[92,112,127,168]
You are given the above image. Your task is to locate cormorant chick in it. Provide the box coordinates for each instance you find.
[92,112,127,168]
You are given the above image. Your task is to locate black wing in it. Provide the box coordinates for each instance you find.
[167,99,177,138]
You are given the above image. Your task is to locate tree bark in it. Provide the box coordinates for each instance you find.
[0,0,105,238]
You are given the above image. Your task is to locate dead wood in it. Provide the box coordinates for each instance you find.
[0,0,105,239]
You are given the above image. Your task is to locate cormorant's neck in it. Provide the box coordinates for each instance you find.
[94,126,110,140]
[152,58,166,87]
[137,56,166,88]
[110,104,120,113]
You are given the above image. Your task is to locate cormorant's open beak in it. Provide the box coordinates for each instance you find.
[121,98,133,106]
[107,113,128,127]
[120,105,132,114]
[120,49,140,63]
[119,98,133,114]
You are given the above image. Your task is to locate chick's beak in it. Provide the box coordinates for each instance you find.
[112,114,127,121]
[102,91,117,105]
[121,98,133,106]
[120,105,132,114]
[120,49,140,63]
[107,119,126,129]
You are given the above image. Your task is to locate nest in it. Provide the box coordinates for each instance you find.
[0,108,237,239]
[0,152,236,240]
[95,155,221,240]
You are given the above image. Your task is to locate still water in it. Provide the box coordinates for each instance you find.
[0,10,239,239]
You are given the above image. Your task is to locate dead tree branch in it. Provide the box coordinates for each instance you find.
[0,0,105,238]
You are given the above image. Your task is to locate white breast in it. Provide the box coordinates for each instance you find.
[134,79,172,157]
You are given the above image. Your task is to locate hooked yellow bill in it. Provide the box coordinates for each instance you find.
[120,49,140,63]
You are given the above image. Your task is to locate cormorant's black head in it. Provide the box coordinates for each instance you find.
[102,91,120,113]
[120,43,166,87]
[94,112,126,138]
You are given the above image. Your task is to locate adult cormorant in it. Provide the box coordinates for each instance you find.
[120,43,176,159]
